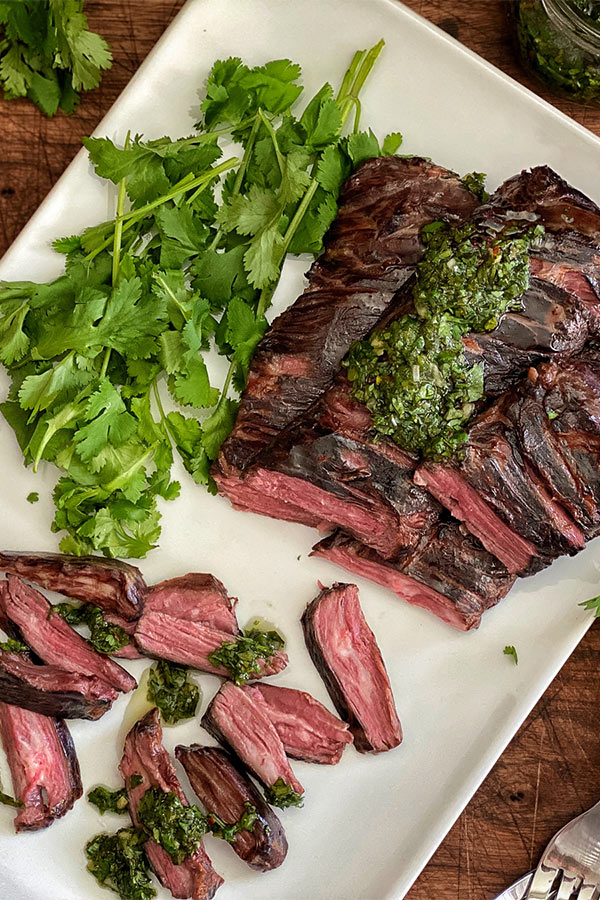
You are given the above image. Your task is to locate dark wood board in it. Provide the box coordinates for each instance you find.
[0,3,599,899]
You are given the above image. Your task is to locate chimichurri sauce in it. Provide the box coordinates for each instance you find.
[344,220,543,458]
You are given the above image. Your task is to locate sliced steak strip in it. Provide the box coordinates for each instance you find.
[413,465,539,575]
[146,574,239,634]
[0,648,116,720]
[176,745,287,872]
[0,703,81,831]
[215,156,479,478]
[415,386,585,569]
[134,611,287,679]
[243,683,353,764]
[301,583,402,753]
[2,576,136,693]
[311,525,514,631]
[202,682,304,800]
[513,354,600,537]
[120,709,223,900]
[0,551,146,622]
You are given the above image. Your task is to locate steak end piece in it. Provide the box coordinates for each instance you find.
[0,551,146,621]
[176,744,288,872]
[120,708,223,900]
[0,648,116,720]
[0,702,82,831]
[243,682,353,764]
[202,682,304,802]
[301,583,402,754]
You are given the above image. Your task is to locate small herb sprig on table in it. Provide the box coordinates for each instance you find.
[0,42,399,558]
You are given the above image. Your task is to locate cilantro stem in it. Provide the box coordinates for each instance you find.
[85,158,239,260]
[215,361,235,414]
[254,39,384,317]
[258,108,285,177]
[100,132,131,381]
[337,39,384,130]
[208,114,262,252]
[112,131,131,285]
[153,272,190,322]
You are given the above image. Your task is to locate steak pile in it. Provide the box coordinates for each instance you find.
[215,159,600,629]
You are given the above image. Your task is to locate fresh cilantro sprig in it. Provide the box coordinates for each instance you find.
[503,645,518,665]
[0,43,398,558]
[0,1,112,116]
[579,595,600,616]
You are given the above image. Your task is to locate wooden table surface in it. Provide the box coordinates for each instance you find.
[1,3,599,899]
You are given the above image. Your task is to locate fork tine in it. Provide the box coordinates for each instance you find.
[576,886,599,900]
[555,873,581,899]
[525,866,560,899]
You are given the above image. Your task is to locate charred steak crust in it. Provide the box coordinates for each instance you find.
[0,551,147,622]
[120,708,223,900]
[301,583,402,754]
[215,156,480,478]
[175,745,288,872]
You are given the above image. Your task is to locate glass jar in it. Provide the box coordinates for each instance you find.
[510,0,600,104]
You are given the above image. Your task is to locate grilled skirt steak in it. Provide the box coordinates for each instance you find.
[145,574,239,634]
[242,682,353,764]
[175,745,288,872]
[1,576,136,693]
[120,709,223,900]
[301,583,402,753]
[213,161,600,629]
[0,703,81,831]
[134,610,287,678]
[0,551,146,622]
[202,682,304,802]
[215,156,480,480]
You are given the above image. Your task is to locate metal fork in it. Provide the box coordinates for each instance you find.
[524,799,600,899]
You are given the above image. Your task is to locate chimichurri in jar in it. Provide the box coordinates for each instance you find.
[511,0,600,103]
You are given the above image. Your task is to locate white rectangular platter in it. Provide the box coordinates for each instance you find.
[0,1,599,898]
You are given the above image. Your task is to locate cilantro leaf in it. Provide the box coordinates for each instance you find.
[345,129,382,168]
[382,131,403,155]
[74,380,137,461]
[503,645,518,665]
[579,595,600,616]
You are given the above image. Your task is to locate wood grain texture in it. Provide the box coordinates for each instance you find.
[0,3,599,899]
